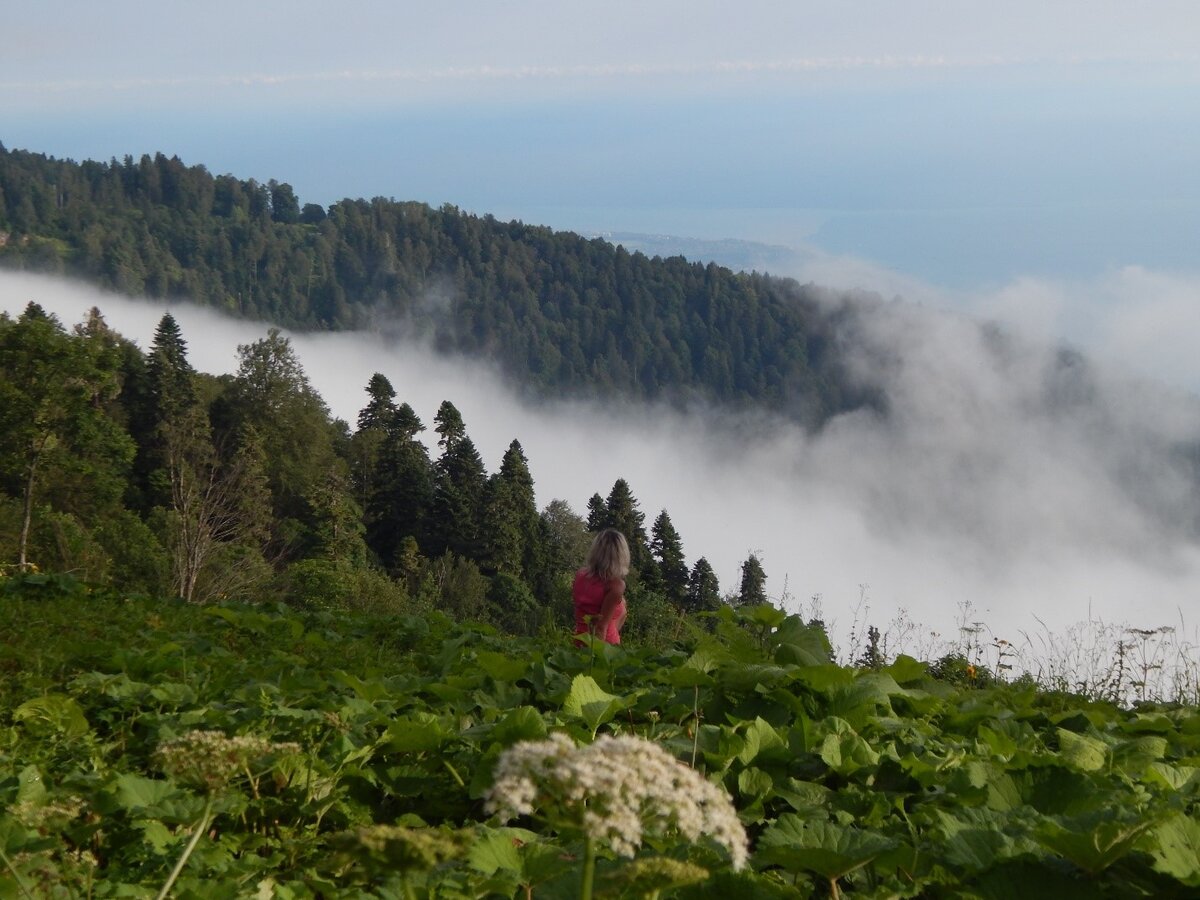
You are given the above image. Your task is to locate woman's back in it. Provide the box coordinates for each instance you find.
[573,568,624,644]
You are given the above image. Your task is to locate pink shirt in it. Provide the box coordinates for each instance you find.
[573,569,624,644]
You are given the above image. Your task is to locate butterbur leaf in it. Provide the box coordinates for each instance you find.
[14,694,90,738]
[737,604,788,629]
[385,715,447,752]
[737,717,786,765]
[1036,812,1156,875]
[491,706,548,745]
[817,718,879,775]
[757,815,896,880]
[335,824,473,875]
[475,650,528,683]
[468,826,539,875]
[1148,813,1200,885]
[736,767,774,801]
[883,654,928,685]
[772,616,832,666]
[16,766,46,806]
[561,674,626,734]
[111,773,176,812]
[1055,729,1107,772]
[932,808,1040,874]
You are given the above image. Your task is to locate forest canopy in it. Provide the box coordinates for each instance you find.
[0,144,879,426]
[0,302,772,642]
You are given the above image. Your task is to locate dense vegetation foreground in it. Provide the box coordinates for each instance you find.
[4,579,1200,898]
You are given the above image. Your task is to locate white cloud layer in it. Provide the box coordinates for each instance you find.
[3,270,1200,649]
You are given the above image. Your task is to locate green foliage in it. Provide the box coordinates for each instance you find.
[0,145,870,425]
[2,589,1196,897]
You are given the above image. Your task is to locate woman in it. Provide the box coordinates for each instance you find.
[573,528,629,645]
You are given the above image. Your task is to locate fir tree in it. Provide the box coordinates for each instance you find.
[428,401,487,560]
[365,402,433,570]
[685,557,722,615]
[650,509,688,609]
[482,439,538,577]
[737,553,768,606]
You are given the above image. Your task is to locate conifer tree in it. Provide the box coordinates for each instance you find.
[146,313,197,421]
[428,400,487,560]
[603,478,650,568]
[132,312,200,510]
[357,372,397,431]
[482,439,538,577]
[650,509,689,609]
[585,493,607,531]
[685,557,722,615]
[737,553,768,606]
[351,374,397,543]
[365,402,432,570]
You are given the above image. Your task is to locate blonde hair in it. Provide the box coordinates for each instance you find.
[585,528,631,581]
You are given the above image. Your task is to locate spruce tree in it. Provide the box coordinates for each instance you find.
[357,372,397,431]
[603,478,650,568]
[585,493,607,531]
[685,557,722,615]
[650,509,689,609]
[365,402,433,570]
[482,439,539,578]
[428,401,487,560]
[737,553,768,606]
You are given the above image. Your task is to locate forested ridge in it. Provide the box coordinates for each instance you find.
[0,302,768,638]
[0,144,874,423]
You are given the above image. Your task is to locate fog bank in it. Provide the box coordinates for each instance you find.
[4,270,1199,644]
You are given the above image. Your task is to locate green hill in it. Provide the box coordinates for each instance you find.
[0,144,877,425]
[4,580,1200,897]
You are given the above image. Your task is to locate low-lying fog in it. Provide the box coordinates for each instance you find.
[4,269,1200,648]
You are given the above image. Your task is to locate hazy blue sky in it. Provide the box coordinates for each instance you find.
[3,3,1199,317]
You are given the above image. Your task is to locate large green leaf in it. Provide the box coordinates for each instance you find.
[1148,813,1200,886]
[1035,811,1156,875]
[475,650,529,683]
[490,706,549,746]
[16,766,46,806]
[772,616,832,666]
[561,674,626,735]
[927,807,1043,875]
[817,718,879,775]
[1054,729,1107,772]
[13,693,90,738]
[883,654,928,686]
[756,815,896,879]
[385,714,447,752]
[737,716,786,765]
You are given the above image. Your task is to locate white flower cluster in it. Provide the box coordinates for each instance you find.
[11,796,85,829]
[485,732,748,870]
[155,730,300,791]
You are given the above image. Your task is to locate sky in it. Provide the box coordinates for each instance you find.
[3,3,1200,655]
[3,3,1199,288]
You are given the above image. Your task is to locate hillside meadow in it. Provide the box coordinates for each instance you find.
[4,574,1200,898]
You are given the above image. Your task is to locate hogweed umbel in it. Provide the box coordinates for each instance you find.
[485,731,747,898]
